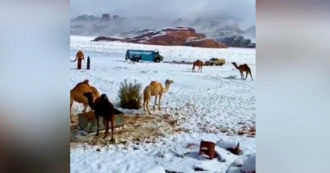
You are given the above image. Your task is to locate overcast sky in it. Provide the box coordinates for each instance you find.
[71,0,255,27]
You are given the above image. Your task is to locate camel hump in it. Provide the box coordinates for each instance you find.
[83,79,89,84]
[77,50,85,58]
[150,81,158,85]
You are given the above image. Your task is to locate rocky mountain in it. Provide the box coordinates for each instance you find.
[71,14,255,48]
[94,27,226,48]
[170,17,255,41]
[216,35,256,48]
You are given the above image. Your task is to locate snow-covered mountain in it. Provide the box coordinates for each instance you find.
[93,27,227,48]
[70,14,256,42]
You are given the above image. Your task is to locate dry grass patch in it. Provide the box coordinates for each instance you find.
[70,113,182,148]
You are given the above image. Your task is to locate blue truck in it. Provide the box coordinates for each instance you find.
[125,49,164,63]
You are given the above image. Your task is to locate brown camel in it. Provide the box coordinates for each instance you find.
[143,79,173,115]
[72,50,85,69]
[232,62,253,80]
[192,60,204,72]
[70,80,100,123]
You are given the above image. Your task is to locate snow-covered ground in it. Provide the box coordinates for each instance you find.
[70,35,256,173]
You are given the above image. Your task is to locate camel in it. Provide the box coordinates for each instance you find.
[143,79,173,115]
[70,80,100,123]
[232,62,253,80]
[192,60,204,72]
[84,92,115,140]
[72,50,85,69]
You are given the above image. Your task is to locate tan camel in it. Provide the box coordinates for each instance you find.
[192,60,204,72]
[70,79,100,123]
[232,62,253,80]
[143,79,173,115]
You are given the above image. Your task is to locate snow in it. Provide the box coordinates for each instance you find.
[71,35,255,64]
[70,35,255,173]
[217,139,239,149]
[149,31,167,39]
[226,153,256,173]
[185,37,216,44]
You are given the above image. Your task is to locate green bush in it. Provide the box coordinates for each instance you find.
[119,80,142,109]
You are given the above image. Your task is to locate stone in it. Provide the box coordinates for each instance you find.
[78,111,125,133]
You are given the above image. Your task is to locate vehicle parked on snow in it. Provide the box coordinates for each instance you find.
[205,58,226,66]
[125,49,164,62]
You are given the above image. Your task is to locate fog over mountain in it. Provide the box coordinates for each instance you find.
[71,0,255,41]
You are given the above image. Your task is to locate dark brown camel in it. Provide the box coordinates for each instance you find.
[83,92,115,140]
[232,62,253,80]
[192,60,204,72]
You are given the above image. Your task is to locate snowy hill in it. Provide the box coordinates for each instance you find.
[70,14,256,45]
[93,27,227,48]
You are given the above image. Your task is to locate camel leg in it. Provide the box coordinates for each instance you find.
[70,97,74,123]
[95,116,99,136]
[153,96,158,111]
[110,115,114,141]
[70,116,73,123]
[250,72,253,80]
[143,99,146,111]
[103,119,108,139]
[240,71,243,80]
[158,94,162,111]
[146,98,151,115]
[245,71,248,80]
[145,98,148,114]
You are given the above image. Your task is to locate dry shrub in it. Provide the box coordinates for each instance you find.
[119,80,141,109]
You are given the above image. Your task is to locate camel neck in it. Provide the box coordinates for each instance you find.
[86,96,94,107]
[163,84,170,93]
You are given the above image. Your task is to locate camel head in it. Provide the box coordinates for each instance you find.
[100,94,109,101]
[231,62,238,68]
[165,79,173,88]
[165,79,173,86]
